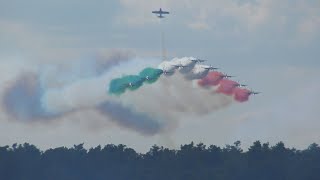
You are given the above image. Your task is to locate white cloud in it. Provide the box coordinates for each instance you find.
[187,10,210,30]
[117,0,273,30]
[297,14,320,42]
[0,19,87,63]
[117,0,320,41]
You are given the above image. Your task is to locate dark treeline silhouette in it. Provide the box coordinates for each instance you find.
[1,141,320,180]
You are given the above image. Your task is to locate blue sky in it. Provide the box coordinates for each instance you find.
[0,0,319,152]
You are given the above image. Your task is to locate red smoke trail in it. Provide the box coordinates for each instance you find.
[198,71,224,87]
[216,79,238,95]
[233,88,250,102]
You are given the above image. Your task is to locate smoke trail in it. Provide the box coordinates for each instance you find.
[94,50,134,74]
[1,55,242,136]
[184,64,212,80]
[233,88,250,102]
[108,57,222,97]
[2,73,57,121]
[39,57,169,135]
[157,61,178,76]
[109,68,163,95]
[109,78,127,95]
[122,75,145,91]
[198,71,224,87]
[139,68,163,84]
[196,72,253,103]
[171,57,197,74]
[98,101,164,136]
[216,79,238,95]
[108,57,214,96]
[118,73,233,117]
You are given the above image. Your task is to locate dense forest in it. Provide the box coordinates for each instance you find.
[0,141,320,180]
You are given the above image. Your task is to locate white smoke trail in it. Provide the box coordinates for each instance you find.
[117,73,232,119]
[171,57,197,74]
[2,55,233,136]
[184,64,212,80]
[42,57,160,114]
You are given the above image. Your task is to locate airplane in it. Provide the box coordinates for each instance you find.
[235,83,247,87]
[173,64,188,68]
[231,80,247,87]
[191,59,206,63]
[239,84,247,87]
[203,65,219,70]
[248,90,261,95]
[152,8,170,18]
[221,74,234,78]
[163,70,175,75]
[158,61,177,75]
[124,76,146,88]
[144,71,162,80]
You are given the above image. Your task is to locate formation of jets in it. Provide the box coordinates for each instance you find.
[150,8,260,95]
[159,57,259,93]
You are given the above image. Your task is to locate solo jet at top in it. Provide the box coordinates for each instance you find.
[152,8,170,18]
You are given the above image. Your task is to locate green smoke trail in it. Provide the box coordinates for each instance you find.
[121,75,145,91]
[109,78,127,95]
[139,68,163,84]
[108,68,164,95]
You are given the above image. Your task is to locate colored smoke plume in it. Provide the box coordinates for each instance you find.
[198,71,224,87]
[98,101,164,135]
[1,55,247,136]
[122,75,145,91]
[2,73,57,121]
[109,68,163,95]
[0,56,169,135]
[117,73,233,117]
[184,64,211,80]
[139,68,163,84]
[216,79,238,95]
[233,88,250,102]
[109,78,127,95]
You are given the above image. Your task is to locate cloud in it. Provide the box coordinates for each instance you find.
[0,19,86,62]
[117,0,320,40]
[297,14,320,43]
[187,10,210,30]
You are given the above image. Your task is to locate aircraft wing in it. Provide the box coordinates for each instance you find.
[152,10,169,14]
[152,11,161,14]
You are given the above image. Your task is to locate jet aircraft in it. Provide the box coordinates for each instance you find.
[250,91,260,95]
[203,65,219,70]
[191,59,206,63]
[152,8,170,18]
[248,90,261,95]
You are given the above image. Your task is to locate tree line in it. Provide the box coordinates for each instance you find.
[0,141,320,180]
